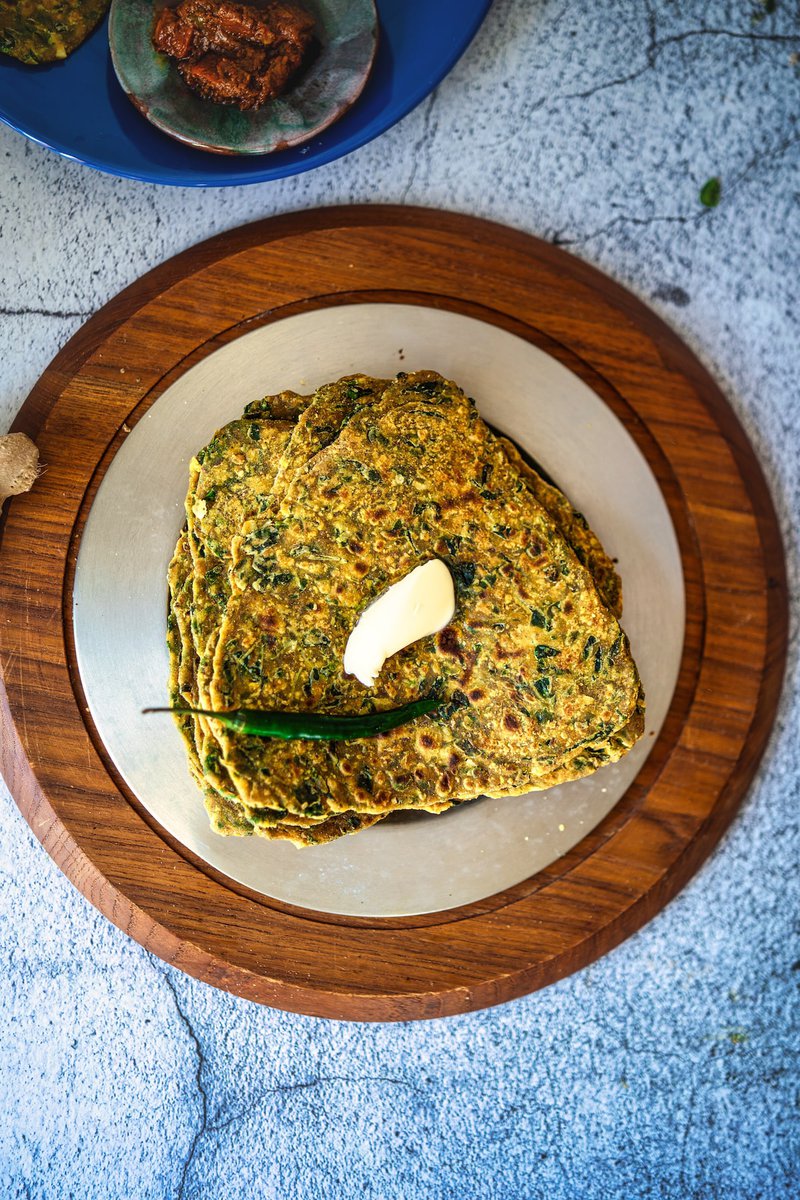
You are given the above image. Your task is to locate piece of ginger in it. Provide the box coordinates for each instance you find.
[0,434,40,510]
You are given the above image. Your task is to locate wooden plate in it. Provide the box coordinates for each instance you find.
[0,207,786,1020]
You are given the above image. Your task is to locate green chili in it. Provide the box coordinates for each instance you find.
[143,693,444,741]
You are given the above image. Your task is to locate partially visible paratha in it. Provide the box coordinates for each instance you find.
[169,393,385,845]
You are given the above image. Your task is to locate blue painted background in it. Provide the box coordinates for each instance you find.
[1,2,798,1196]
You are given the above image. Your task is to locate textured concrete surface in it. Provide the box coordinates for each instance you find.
[1,2,799,1197]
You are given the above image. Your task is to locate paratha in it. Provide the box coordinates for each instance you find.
[166,370,644,844]
[200,371,644,825]
[0,1,109,64]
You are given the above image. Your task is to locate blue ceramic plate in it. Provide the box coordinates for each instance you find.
[109,0,378,156]
[0,0,492,186]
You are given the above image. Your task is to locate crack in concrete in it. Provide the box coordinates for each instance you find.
[209,1075,425,1136]
[677,1070,704,1193]
[466,9,796,153]
[0,306,92,318]
[553,209,701,246]
[148,972,425,1196]
[401,89,440,204]
[552,130,800,246]
[729,130,800,191]
[565,24,799,101]
[161,971,208,1200]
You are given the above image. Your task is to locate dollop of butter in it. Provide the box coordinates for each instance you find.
[343,559,456,688]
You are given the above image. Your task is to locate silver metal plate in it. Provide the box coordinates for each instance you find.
[73,304,684,917]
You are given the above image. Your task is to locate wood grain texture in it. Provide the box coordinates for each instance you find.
[0,207,787,1020]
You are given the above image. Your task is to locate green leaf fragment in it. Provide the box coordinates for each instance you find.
[700,177,722,208]
[582,635,598,661]
[452,562,476,590]
[535,644,560,661]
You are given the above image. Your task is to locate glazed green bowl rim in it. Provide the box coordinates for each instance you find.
[108,0,379,156]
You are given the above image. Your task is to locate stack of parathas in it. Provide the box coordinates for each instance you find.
[167,371,645,847]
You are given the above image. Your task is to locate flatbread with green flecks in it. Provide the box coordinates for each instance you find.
[207,371,644,820]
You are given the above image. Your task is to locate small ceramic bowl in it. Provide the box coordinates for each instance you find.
[109,0,378,156]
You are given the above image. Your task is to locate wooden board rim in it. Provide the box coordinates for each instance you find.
[0,205,787,1020]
